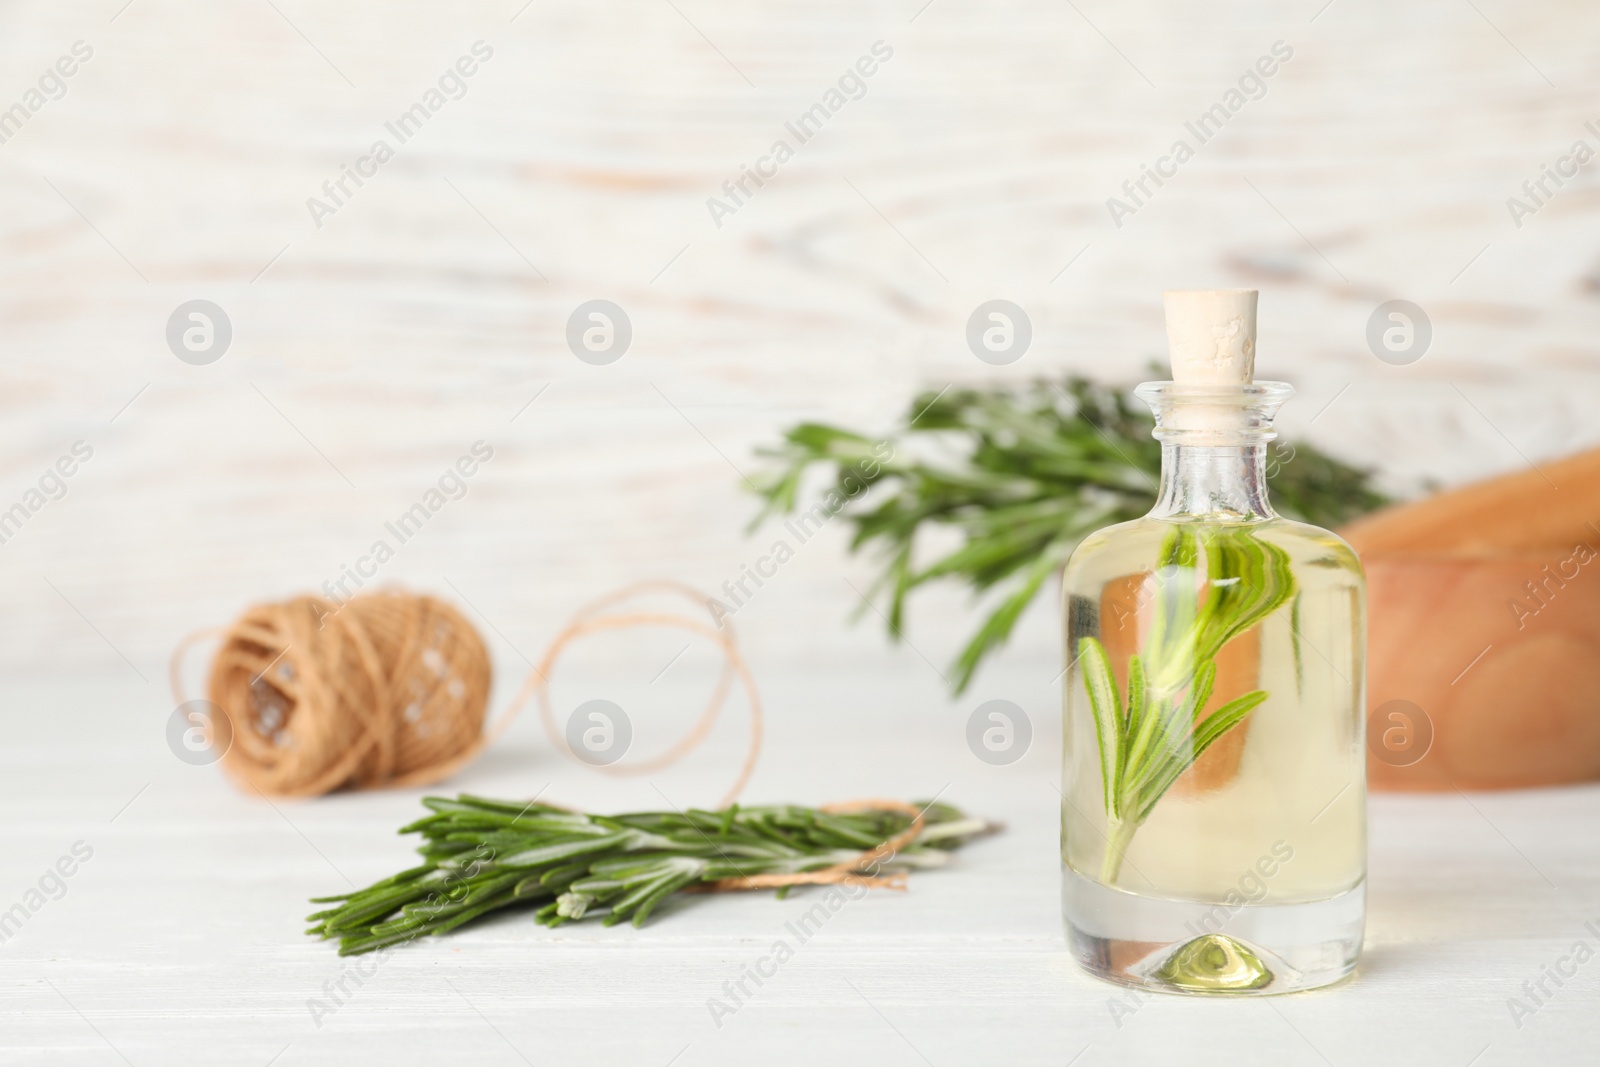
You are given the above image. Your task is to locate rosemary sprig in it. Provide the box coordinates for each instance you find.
[749,377,1386,693]
[1079,525,1295,883]
[307,794,989,955]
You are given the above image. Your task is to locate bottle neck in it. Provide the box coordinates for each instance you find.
[1134,380,1292,522]
[1149,443,1275,521]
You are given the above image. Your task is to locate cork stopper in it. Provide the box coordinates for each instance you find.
[1163,290,1258,384]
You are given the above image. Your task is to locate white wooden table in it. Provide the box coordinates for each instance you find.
[3,662,1596,1065]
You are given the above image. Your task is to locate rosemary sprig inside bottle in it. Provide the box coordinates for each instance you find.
[307,794,988,955]
[1077,525,1295,883]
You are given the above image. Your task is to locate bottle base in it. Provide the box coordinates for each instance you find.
[1062,866,1364,995]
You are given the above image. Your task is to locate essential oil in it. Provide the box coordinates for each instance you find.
[1060,291,1366,994]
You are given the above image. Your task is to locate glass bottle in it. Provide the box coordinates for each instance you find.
[1059,371,1367,995]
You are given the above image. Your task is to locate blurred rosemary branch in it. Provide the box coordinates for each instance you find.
[748,377,1388,694]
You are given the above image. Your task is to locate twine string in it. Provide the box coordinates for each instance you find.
[170,582,761,805]
[693,799,926,894]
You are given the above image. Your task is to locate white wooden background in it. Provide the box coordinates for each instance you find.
[2,1,1600,1062]
[0,0,1597,679]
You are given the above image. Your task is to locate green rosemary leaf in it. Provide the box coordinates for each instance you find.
[1195,534,1294,662]
[1288,592,1305,696]
[811,814,892,850]
[318,884,443,934]
[949,542,1073,694]
[630,870,701,927]
[1120,654,1148,776]
[419,797,492,816]
[495,831,639,868]
[1133,690,1270,823]
[1077,637,1123,819]
[1187,659,1218,728]
[537,862,591,889]
[1119,656,1209,813]
[334,927,428,958]
[1189,689,1271,754]
[1120,688,1179,800]
[455,794,566,817]
[1145,528,1199,678]
[605,861,704,921]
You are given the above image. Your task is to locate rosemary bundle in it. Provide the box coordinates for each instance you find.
[308,794,987,955]
[750,377,1386,693]
[1078,525,1296,882]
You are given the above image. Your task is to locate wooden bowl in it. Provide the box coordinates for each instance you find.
[1363,550,1600,790]
[1340,447,1600,791]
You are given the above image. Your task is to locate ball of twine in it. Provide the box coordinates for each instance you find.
[183,592,492,797]
[173,582,761,802]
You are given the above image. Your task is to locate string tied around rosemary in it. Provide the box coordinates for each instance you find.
[689,799,926,894]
